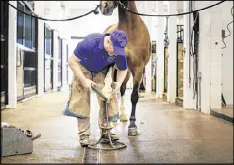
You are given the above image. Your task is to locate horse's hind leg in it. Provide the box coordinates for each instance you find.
[128,69,143,136]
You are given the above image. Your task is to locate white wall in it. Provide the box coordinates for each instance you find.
[34,1,45,97]
[7,1,17,108]
[192,1,233,112]
[204,1,233,107]
[167,1,177,103]
[183,1,197,109]
[220,1,233,105]
[68,2,118,37]
[156,1,165,98]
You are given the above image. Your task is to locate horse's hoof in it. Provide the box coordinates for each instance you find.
[128,127,138,136]
[120,114,128,122]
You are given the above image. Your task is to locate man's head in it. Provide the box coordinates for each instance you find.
[104,29,128,56]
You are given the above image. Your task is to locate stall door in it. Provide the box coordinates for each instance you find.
[44,24,53,92]
[16,1,37,101]
[176,25,184,106]
[23,50,37,97]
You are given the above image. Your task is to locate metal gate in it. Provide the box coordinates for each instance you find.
[57,37,62,90]
[176,25,184,102]
[0,1,9,109]
[44,24,53,92]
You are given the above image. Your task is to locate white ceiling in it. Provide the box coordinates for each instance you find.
[66,1,183,16]
[176,1,184,13]
[67,1,158,13]
[67,1,99,10]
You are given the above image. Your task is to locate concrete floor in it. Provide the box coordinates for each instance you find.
[1,88,233,163]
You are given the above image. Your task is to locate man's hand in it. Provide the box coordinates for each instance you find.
[81,78,96,91]
[111,68,127,95]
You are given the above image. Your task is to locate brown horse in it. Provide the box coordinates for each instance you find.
[99,1,151,136]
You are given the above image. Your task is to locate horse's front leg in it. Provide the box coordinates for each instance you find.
[128,70,143,136]
[119,82,128,121]
[119,70,131,122]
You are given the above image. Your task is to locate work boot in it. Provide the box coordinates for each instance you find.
[79,134,90,147]
[100,132,119,143]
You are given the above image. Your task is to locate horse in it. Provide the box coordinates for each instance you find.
[99,1,151,136]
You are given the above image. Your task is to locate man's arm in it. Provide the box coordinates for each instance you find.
[68,53,86,84]
[111,68,127,94]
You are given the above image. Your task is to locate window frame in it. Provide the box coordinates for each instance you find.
[17,1,36,50]
[44,24,52,56]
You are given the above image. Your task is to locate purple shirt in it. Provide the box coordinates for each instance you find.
[73,33,128,73]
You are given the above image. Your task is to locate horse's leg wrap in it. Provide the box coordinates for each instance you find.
[128,84,139,136]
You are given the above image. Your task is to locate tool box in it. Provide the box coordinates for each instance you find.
[1,123,41,157]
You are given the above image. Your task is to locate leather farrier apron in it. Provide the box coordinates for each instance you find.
[62,63,119,121]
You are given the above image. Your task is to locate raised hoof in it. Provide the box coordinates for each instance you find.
[120,114,128,122]
[128,127,138,136]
